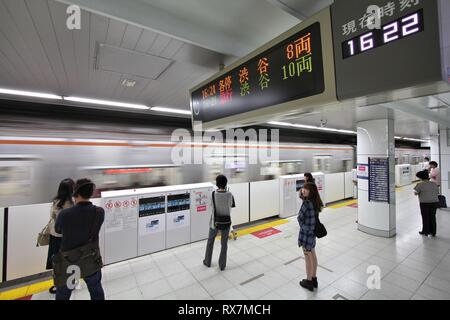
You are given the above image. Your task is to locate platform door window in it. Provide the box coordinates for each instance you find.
[313,156,332,173]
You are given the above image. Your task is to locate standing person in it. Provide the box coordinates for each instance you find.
[304,173,315,184]
[429,161,441,187]
[46,178,74,294]
[54,179,105,300]
[414,170,439,237]
[424,157,430,171]
[298,182,323,292]
[203,175,235,271]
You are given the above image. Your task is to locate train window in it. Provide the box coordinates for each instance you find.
[342,159,353,172]
[262,160,303,177]
[313,155,332,173]
[79,165,182,197]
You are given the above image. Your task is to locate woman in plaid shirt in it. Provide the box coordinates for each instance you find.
[298,182,323,291]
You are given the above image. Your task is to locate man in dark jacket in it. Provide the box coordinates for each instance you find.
[55,179,105,300]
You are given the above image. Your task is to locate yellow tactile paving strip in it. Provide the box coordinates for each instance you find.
[0,219,290,300]
[327,199,358,209]
[0,279,53,300]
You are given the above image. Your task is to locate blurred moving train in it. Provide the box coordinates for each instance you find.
[0,112,429,207]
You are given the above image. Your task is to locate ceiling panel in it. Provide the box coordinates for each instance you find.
[47,0,79,92]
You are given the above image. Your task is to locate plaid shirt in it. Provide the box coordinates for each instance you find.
[297,200,317,251]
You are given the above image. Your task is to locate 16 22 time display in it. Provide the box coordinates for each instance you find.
[342,9,424,59]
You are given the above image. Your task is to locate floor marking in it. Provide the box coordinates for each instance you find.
[328,200,357,209]
[333,294,349,300]
[284,257,302,265]
[216,219,289,240]
[318,265,334,273]
[234,219,289,238]
[240,274,265,286]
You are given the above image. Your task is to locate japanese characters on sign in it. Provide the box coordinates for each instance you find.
[341,0,420,36]
[191,22,325,123]
[282,33,313,80]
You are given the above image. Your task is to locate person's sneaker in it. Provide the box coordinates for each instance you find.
[419,231,428,236]
[299,279,314,292]
[49,286,57,294]
[312,277,318,288]
[203,260,211,268]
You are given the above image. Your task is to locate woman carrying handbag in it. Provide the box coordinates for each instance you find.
[45,178,74,294]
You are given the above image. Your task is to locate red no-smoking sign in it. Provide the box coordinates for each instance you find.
[105,201,113,210]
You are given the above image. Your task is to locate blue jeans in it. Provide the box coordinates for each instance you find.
[55,270,105,300]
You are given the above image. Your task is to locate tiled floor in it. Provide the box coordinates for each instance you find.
[32,185,450,300]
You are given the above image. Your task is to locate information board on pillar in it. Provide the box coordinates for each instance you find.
[191,22,325,123]
[368,158,390,203]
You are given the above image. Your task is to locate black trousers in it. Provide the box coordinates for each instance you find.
[46,235,62,270]
[420,203,438,236]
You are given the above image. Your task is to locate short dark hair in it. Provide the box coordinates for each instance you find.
[424,157,430,161]
[429,161,438,168]
[416,170,430,180]
[73,178,96,199]
[216,175,228,189]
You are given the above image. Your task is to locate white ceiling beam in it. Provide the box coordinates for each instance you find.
[381,101,450,129]
[54,0,248,57]
[265,0,307,20]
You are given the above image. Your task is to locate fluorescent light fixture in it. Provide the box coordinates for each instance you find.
[403,137,429,142]
[395,136,403,139]
[150,106,191,115]
[64,96,149,110]
[267,121,356,135]
[0,88,62,100]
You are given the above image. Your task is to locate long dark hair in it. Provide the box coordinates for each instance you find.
[53,178,75,208]
[304,173,315,183]
[302,182,324,213]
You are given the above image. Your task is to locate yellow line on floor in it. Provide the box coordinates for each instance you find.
[0,279,53,300]
[234,219,289,237]
[327,199,357,209]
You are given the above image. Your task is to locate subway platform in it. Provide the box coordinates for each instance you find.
[1,185,449,301]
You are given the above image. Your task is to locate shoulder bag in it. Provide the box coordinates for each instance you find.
[36,220,51,247]
[212,191,231,230]
[314,213,327,239]
[52,206,103,288]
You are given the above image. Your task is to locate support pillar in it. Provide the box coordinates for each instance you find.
[357,118,396,238]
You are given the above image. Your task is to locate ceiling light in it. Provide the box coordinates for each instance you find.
[403,137,429,142]
[267,122,356,135]
[121,79,137,88]
[64,96,149,110]
[0,88,62,100]
[150,106,191,115]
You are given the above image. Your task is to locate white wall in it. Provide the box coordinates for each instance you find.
[325,173,346,204]
[228,183,250,226]
[250,180,279,221]
[7,203,51,281]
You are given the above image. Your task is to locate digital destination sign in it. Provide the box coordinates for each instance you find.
[139,196,166,217]
[191,22,325,124]
[342,9,424,59]
[167,194,191,213]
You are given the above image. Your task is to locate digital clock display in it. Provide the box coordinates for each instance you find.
[342,9,424,59]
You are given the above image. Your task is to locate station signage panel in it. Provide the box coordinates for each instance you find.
[331,0,443,100]
[191,22,325,125]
